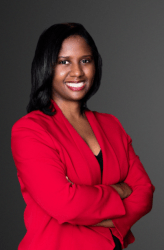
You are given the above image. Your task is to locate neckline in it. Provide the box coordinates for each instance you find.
[51,99,102,157]
[51,99,105,183]
[94,149,102,157]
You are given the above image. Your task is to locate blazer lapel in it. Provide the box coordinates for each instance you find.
[51,100,121,186]
[85,111,121,185]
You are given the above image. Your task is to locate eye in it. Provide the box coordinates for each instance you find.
[59,60,69,65]
[81,59,90,64]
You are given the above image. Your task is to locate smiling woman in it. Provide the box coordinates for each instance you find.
[27,23,102,116]
[52,35,95,104]
[11,23,154,250]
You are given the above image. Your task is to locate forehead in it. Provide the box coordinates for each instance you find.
[58,35,92,56]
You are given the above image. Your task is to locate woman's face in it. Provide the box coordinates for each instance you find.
[52,35,95,103]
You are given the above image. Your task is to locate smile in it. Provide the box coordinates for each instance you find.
[66,82,85,87]
[65,82,86,91]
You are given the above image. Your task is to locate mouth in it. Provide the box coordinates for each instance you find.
[66,81,85,87]
[65,81,86,91]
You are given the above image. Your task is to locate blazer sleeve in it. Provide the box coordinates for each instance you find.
[11,117,126,226]
[111,118,155,240]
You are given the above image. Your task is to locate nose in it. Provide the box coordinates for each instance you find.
[69,63,84,77]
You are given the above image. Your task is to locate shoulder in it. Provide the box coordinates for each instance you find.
[93,111,127,134]
[11,111,57,150]
[11,110,53,134]
[93,111,131,144]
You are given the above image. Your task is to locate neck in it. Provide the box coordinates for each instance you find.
[53,99,85,120]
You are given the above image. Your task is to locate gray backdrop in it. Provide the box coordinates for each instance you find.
[1,0,163,249]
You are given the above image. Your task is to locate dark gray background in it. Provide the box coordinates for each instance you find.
[1,0,163,249]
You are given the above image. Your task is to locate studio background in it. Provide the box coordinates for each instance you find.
[1,1,163,249]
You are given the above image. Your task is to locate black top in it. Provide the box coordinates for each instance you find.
[94,149,103,174]
[94,149,122,250]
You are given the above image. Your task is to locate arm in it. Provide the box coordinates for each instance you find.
[91,182,132,228]
[66,176,132,228]
[91,136,154,234]
[11,118,126,226]
[110,133,155,240]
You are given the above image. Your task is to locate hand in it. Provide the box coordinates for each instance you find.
[92,219,115,228]
[111,182,132,199]
[66,176,74,185]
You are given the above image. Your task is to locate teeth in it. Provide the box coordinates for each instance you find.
[66,82,85,87]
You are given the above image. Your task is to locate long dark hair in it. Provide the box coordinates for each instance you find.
[27,23,102,115]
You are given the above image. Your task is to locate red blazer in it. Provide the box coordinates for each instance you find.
[11,100,154,250]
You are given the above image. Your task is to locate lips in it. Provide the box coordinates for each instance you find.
[65,81,85,91]
[65,80,85,83]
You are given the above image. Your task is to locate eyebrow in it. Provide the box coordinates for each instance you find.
[58,55,93,58]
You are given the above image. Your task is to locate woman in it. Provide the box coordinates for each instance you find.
[11,23,155,250]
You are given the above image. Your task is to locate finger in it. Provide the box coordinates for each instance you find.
[66,176,74,184]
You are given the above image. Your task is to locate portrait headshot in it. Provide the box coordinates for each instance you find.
[1,1,163,250]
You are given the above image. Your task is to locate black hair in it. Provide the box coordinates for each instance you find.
[27,23,102,115]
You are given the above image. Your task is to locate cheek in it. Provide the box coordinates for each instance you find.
[59,71,66,77]
[54,67,68,79]
[86,65,95,80]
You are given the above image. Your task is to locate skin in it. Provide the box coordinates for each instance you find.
[52,35,95,120]
[52,35,132,228]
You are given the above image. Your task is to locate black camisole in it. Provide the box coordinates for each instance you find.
[94,149,122,250]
